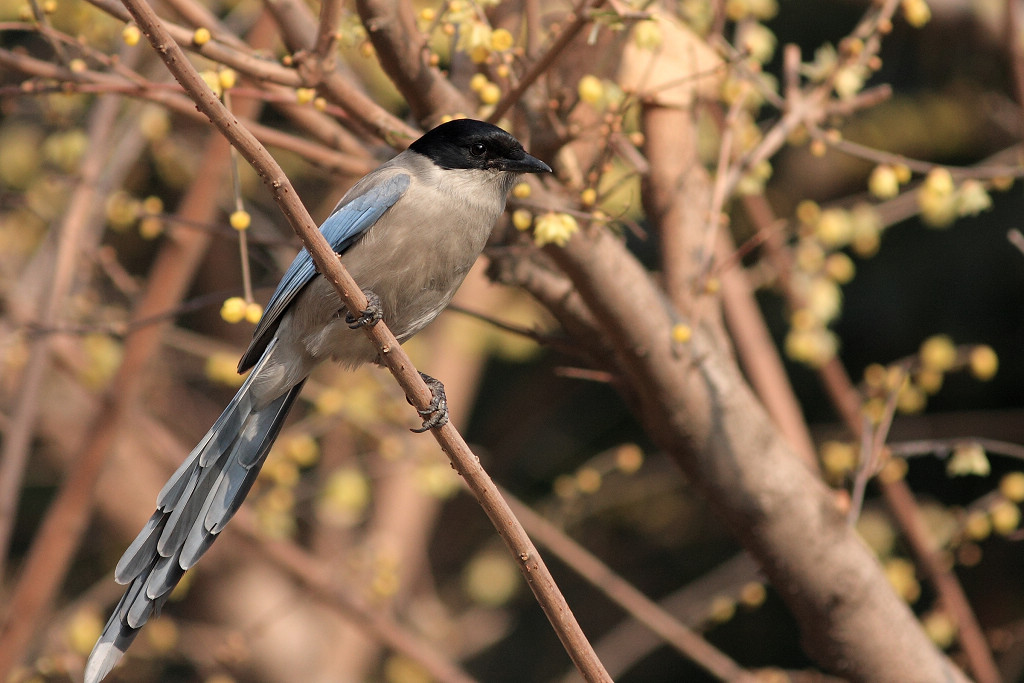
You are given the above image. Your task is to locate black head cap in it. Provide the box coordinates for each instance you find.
[409,119,551,174]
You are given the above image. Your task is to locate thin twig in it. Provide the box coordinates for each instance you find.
[488,0,604,123]
[502,488,755,682]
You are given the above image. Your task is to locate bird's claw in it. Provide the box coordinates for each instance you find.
[410,372,449,433]
[345,289,383,329]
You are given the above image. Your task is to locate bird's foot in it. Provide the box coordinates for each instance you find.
[410,372,449,433]
[345,288,383,329]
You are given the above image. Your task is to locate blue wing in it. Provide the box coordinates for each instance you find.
[237,172,411,372]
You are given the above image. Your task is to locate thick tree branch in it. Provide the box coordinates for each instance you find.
[354,0,467,123]
[531,225,970,683]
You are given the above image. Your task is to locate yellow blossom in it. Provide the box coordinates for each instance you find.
[469,73,489,92]
[957,179,991,216]
[999,472,1024,503]
[122,24,141,46]
[285,433,320,467]
[245,302,262,324]
[229,209,250,231]
[533,212,579,247]
[969,345,998,380]
[200,70,222,97]
[464,551,519,606]
[511,208,533,231]
[490,28,514,51]
[990,499,1021,535]
[615,444,644,473]
[577,75,604,105]
[218,69,237,90]
[868,164,900,199]
[318,468,370,526]
[902,0,931,27]
[824,253,855,284]
[479,82,501,105]
[220,296,247,323]
[946,443,989,477]
[919,334,957,372]
[671,323,692,344]
[192,27,211,45]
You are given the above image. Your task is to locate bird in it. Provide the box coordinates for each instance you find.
[84,118,551,683]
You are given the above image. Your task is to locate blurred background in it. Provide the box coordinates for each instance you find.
[2,0,1024,681]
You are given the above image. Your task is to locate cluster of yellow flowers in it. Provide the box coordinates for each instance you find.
[859,335,998,423]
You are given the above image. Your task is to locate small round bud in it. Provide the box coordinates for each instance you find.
[478,82,501,105]
[511,209,533,231]
[229,210,251,231]
[245,302,263,324]
[220,296,247,323]
[671,323,692,344]
[577,75,604,105]
[218,69,237,90]
[868,164,900,200]
[122,24,141,46]
[490,28,514,51]
[469,73,489,92]
[969,345,998,380]
[192,27,212,46]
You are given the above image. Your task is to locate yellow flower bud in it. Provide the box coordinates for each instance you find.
[490,28,514,52]
[999,472,1024,503]
[218,69,237,90]
[469,73,489,92]
[511,209,532,231]
[245,302,263,324]
[868,164,900,200]
[220,296,247,323]
[122,24,141,46]
[824,253,855,284]
[229,210,251,231]
[919,334,957,372]
[577,75,604,105]
[671,323,692,344]
[479,82,501,105]
[990,499,1021,535]
[192,27,212,46]
[969,345,998,380]
[902,0,931,27]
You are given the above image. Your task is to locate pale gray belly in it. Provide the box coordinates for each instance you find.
[286,203,492,367]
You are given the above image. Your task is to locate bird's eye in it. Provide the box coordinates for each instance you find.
[469,142,487,157]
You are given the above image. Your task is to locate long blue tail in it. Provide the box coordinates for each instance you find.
[85,340,304,683]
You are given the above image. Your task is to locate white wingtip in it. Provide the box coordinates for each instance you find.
[84,640,125,683]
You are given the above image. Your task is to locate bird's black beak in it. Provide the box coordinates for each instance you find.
[504,152,552,174]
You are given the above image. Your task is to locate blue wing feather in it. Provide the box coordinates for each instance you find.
[237,172,410,372]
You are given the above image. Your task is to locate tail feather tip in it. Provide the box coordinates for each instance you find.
[84,639,125,683]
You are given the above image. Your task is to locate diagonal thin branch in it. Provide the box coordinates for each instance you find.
[502,488,754,682]
[114,1,611,680]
